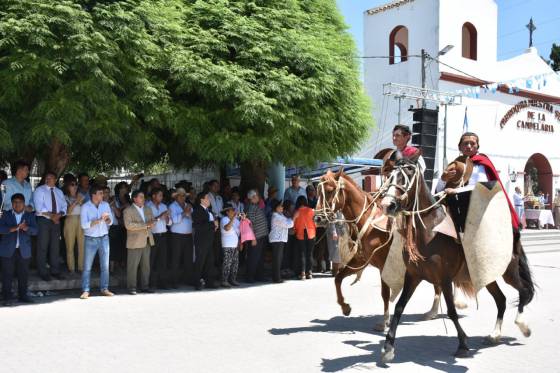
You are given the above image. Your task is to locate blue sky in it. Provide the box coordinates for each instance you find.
[336,0,560,61]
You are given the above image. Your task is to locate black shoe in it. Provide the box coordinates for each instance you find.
[195,284,202,291]
[18,297,34,304]
[40,274,52,282]
[141,289,155,294]
[128,289,137,295]
[52,273,66,280]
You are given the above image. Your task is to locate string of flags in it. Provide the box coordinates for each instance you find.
[453,70,560,99]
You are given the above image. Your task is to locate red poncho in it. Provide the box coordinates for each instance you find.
[471,153,520,230]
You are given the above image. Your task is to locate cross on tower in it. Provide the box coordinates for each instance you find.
[526,18,536,48]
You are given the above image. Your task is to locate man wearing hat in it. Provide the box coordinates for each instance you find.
[168,187,193,288]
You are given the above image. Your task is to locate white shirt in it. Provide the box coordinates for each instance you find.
[169,201,192,234]
[269,212,294,243]
[208,193,223,218]
[220,216,240,248]
[33,184,67,217]
[513,192,524,207]
[205,206,215,222]
[435,163,490,193]
[134,203,146,222]
[14,211,23,248]
[146,201,170,234]
[468,164,488,186]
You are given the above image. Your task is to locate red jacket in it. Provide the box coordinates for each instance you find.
[293,206,316,240]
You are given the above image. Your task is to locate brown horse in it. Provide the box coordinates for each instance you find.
[316,169,441,331]
[378,152,535,363]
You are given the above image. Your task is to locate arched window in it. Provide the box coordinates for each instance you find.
[389,26,408,65]
[462,22,477,60]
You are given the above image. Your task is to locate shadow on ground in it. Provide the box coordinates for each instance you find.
[269,314,523,372]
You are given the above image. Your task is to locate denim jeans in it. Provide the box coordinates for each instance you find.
[82,235,110,292]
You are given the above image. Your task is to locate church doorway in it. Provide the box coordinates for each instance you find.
[524,153,552,207]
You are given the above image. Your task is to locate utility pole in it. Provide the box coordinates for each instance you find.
[421,48,427,108]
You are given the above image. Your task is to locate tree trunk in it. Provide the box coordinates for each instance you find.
[239,160,268,199]
[45,139,71,178]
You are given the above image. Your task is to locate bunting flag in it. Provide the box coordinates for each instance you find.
[449,71,560,98]
[463,106,469,133]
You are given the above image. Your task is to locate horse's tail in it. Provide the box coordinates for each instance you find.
[453,280,476,299]
[515,231,535,305]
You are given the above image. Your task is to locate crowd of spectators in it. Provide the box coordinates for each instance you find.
[0,163,344,305]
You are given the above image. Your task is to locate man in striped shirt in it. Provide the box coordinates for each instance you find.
[245,190,269,282]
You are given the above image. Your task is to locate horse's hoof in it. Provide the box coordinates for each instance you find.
[454,300,468,310]
[380,345,395,364]
[422,311,438,321]
[484,335,501,345]
[515,320,532,337]
[454,347,470,358]
[341,304,351,316]
[374,322,388,332]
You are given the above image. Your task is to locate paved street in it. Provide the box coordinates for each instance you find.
[0,248,558,373]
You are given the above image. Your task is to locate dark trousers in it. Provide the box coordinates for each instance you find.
[270,241,285,282]
[282,234,296,271]
[37,217,61,276]
[245,236,267,282]
[193,233,214,285]
[2,249,29,300]
[150,233,169,288]
[170,233,193,286]
[109,225,126,263]
[447,190,473,234]
[296,234,315,275]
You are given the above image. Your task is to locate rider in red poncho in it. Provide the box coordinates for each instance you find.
[439,132,520,231]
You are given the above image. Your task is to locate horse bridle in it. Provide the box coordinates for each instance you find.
[382,163,420,210]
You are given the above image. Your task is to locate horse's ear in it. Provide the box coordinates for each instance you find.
[336,166,344,176]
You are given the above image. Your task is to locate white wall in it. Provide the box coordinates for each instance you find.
[437,0,498,77]
[361,0,440,158]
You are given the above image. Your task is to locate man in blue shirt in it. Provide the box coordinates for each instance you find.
[283,175,307,205]
[1,160,34,212]
[79,185,115,299]
[0,193,38,306]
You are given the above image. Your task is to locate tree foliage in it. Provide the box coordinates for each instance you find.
[0,0,371,176]
[550,43,560,72]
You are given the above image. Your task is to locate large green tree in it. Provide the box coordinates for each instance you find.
[162,0,371,191]
[0,0,372,188]
[551,43,560,72]
[0,0,171,174]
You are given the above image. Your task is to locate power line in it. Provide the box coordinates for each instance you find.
[499,36,560,58]
[499,16,560,39]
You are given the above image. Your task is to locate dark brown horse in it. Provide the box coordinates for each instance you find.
[316,169,442,331]
[378,153,535,363]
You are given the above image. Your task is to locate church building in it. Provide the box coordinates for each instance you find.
[361,0,560,205]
